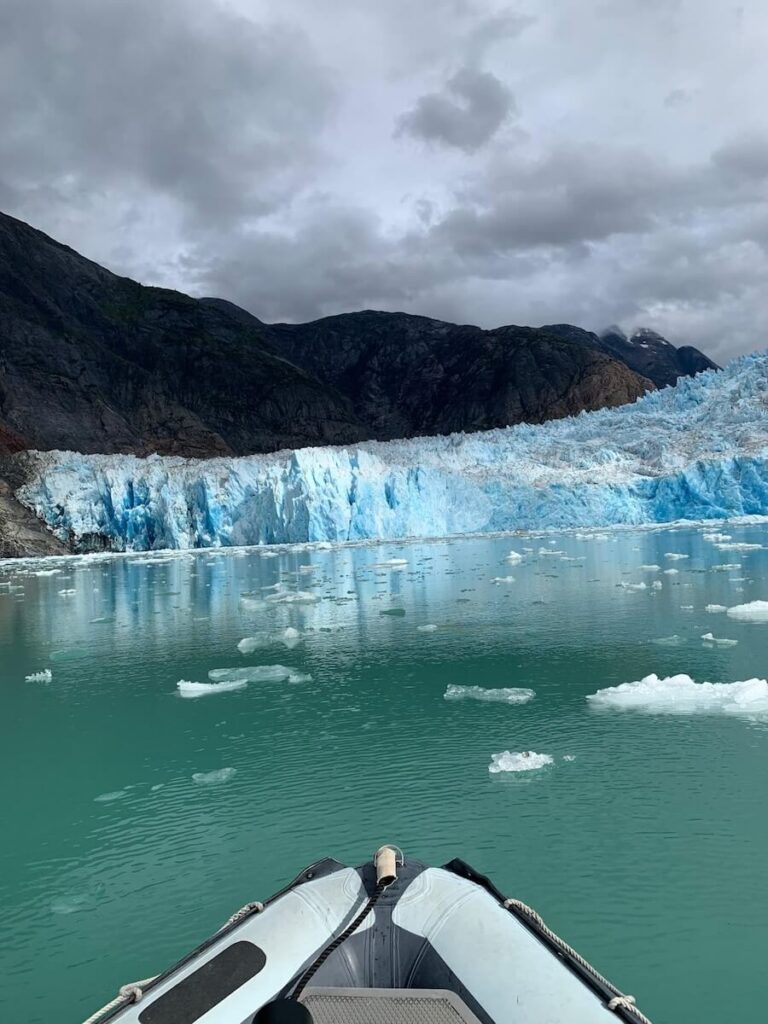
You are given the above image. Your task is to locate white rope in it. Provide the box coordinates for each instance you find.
[221,900,264,928]
[80,901,264,1024]
[502,898,653,1024]
[80,976,157,1024]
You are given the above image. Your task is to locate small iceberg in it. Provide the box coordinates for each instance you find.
[705,604,727,613]
[727,600,768,622]
[94,789,128,802]
[505,550,523,563]
[25,669,52,682]
[491,576,515,584]
[417,624,438,633]
[208,665,293,683]
[177,679,248,698]
[587,673,768,716]
[701,633,738,646]
[489,751,553,773]
[192,767,237,785]
[445,685,535,704]
[664,553,689,561]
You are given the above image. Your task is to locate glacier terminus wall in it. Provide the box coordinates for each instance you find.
[15,354,768,552]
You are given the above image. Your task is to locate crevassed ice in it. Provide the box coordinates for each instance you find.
[587,673,768,715]
[489,751,553,772]
[16,353,768,552]
[445,684,535,703]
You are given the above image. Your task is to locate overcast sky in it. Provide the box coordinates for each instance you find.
[1,0,766,362]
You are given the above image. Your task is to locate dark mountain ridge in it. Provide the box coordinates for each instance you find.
[0,210,717,465]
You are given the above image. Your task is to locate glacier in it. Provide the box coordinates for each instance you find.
[15,352,768,552]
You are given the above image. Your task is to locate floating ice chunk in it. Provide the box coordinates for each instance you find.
[373,558,408,569]
[417,624,438,632]
[715,542,763,551]
[651,635,681,646]
[445,685,535,703]
[562,755,576,762]
[380,607,406,616]
[701,633,738,646]
[491,576,515,584]
[281,627,302,648]
[726,600,768,622]
[651,580,662,590]
[266,590,319,605]
[505,550,523,563]
[239,594,268,612]
[710,563,741,572]
[681,605,694,610]
[208,665,292,683]
[489,751,553,773]
[618,581,646,590]
[705,604,727,613]
[177,679,248,698]
[663,568,679,575]
[664,553,689,560]
[538,548,564,556]
[58,588,76,596]
[587,673,768,716]
[287,671,312,683]
[640,565,660,571]
[25,669,52,682]
[237,635,270,654]
[702,532,731,542]
[94,790,128,802]
[192,767,237,785]
[34,569,61,576]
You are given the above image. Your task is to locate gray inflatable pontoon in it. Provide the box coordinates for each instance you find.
[85,847,652,1024]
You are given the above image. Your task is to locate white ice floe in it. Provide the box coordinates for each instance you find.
[192,767,237,785]
[663,568,679,575]
[664,553,689,560]
[491,576,515,584]
[208,665,293,683]
[640,564,661,571]
[237,635,270,654]
[417,624,438,632]
[710,563,741,572]
[373,558,408,568]
[287,671,312,683]
[538,548,564,556]
[705,604,727,613]
[489,751,553,772]
[587,673,768,715]
[651,580,662,590]
[266,590,319,605]
[177,679,248,698]
[714,542,763,551]
[58,588,76,596]
[726,600,768,622]
[94,790,128,802]
[445,685,535,703]
[618,581,647,590]
[701,633,738,646]
[702,532,732,542]
[651,635,681,646]
[25,669,52,682]
[505,550,523,563]
[281,627,302,648]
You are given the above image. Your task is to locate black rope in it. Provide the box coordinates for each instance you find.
[290,880,388,1001]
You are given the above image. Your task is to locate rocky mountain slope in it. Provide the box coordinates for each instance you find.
[265,311,655,439]
[0,210,720,554]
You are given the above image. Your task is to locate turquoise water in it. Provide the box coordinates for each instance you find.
[2,524,768,1023]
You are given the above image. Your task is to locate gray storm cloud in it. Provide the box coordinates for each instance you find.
[1,0,767,363]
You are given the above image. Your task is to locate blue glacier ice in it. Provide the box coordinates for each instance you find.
[16,353,768,552]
